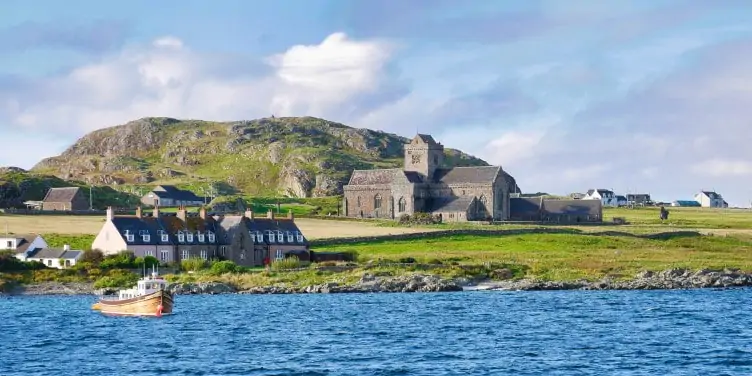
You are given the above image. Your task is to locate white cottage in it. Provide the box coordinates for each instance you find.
[0,234,49,261]
[694,191,726,208]
[583,189,618,207]
[26,245,83,269]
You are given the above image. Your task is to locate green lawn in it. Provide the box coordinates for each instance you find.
[314,230,752,281]
[602,207,752,229]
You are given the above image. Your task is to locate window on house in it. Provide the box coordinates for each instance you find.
[374,194,382,209]
[47,260,52,266]
[275,249,283,261]
[286,231,293,243]
[296,231,304,243]
[160,232,169,242]
[250,232,256,242]
[277,231,284,243]
[239,252,245,260]
[160,250,169,261]
[220,247,226,256]
[126,233,134,242]
[257,232,264,242]
[398,197,406,212]
[142,234,150,242]
[6,241,11,248]
[267,231,275,243]
[207,232,215,243]
[177,232,185,243]
[200,250,207,260]
[198,233,205,242]
[181,250,189,260]
[186,233,194,242]
[145,250,154,257]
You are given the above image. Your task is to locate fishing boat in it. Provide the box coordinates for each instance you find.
[92,268,174,317]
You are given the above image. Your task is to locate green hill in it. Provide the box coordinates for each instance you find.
[29,116,488,198]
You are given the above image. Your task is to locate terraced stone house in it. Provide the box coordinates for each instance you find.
[342,134,521,222]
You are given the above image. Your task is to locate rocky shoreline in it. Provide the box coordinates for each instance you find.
[3,268,751,296]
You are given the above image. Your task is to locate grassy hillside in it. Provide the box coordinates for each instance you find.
[30,116,487,198]
[0,167,139,209]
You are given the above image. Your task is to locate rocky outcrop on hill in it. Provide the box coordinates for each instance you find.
[30,116,487,197]
[467,268,752,291]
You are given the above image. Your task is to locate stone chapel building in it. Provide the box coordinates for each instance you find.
[342,134,520,222]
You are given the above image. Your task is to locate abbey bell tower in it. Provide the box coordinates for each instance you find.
[404,134,444,180]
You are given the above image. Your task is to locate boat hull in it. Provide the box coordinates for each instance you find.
[93,290,174,317]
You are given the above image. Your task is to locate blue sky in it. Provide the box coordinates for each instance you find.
[1,0,752,206]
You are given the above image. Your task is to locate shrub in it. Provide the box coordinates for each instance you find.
[398,257,417,264]
[271,256,301,271]
[0,250,46,271]
[93,272,139,289]
[100,251,136,269]
[80,249,104,265]
[398,213,442,225]
[181,257,208,272]
[210,260,239,275]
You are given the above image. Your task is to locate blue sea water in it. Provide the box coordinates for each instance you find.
[1,289,751,375]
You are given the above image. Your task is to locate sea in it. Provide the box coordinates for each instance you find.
[1,289,751,375]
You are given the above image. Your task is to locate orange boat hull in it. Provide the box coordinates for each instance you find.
[94,290,174,317]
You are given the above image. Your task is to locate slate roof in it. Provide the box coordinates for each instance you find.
[27,248,82,259]
[413,134,439,145]
[673,200,701,207]
[509,198,543,218]
[432,166,501,185]
[616,195,627,201]
[427,196,476,213]
[586,189,614,196]
[701,191,722,199]
[542,200,602,216]
[43,187,81,203]
[215,216,307,245]
[348,169,405,185]
[1,234,38,254]
[111,214,221,246]
[151,185,203,201]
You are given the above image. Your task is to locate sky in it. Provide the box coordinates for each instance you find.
[1,0,751,206]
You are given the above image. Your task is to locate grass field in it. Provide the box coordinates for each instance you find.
[315,229,752,280]
[0,215,431,239]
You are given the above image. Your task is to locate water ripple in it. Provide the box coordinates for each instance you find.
[1,290,752,375]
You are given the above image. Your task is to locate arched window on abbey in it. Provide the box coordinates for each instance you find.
[374,194,382,209]
[398,197,406,212]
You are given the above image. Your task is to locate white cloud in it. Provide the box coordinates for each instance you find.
[692,159,752,177]
[0,32,400,138]
[483,130,546,165]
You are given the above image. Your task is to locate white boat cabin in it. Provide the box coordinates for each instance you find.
[117,272,168,300]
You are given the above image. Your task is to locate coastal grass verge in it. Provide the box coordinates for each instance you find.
[312,230,752,281]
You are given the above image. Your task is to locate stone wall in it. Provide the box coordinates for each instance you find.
[343,186,395,219]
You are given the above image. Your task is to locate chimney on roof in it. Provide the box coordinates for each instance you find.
[244,209,254,219]
[287,209,294,220]
[199,206,207,220]
[177,206,187,222]
[153,205,160,218]
[106,206,114,221]
[267,209,274,219]
[136,206,142,218]
[63,244,70,252]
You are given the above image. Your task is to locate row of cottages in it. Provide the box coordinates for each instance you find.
[91,206,309,267]
[41,187,89,211]
[581,189,653,207]
[140,185,205,207]
[509,197,603,223]
[343,134,521,222]
[0,234,83,268]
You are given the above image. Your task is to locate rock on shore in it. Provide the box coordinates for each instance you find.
[7,282,98,296]
[240,273,464,294]
[167,282,237,295]
[468,268,752,291]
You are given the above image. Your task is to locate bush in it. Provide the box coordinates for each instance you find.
[210,260,239,275]
[93,271,139,289]
[0,250,46,271]
[100,251,136,269]
[80,249,104,265]
[271,256,301,271]
[398,213,442,225]
[181,257,208,272]
[398,257,417,264]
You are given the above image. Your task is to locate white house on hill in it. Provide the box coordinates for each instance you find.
[26,245,83,269]
[694,191,726,208]
[583,189,618,207]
